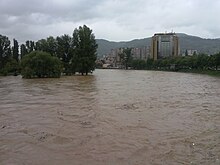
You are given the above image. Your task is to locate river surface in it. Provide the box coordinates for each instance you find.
[0,69,219,165]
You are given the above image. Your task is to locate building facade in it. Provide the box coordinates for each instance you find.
[131,46,151,61]
[151,33,180,60]
[101,47,151,68]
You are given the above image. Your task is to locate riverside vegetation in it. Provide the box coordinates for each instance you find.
[131,53,220,76]
[0,25,97,78]
[97,48,220,76]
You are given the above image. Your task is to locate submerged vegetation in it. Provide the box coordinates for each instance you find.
[21,51,62,78]
[0,25,97,78]
[118,52,220,76]
[152,53,220,76]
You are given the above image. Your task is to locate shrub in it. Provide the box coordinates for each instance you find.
[21,51,62,78]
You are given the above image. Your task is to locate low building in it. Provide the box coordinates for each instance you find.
[185,49,198,56]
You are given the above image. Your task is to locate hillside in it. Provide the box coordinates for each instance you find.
[96,33,220,57]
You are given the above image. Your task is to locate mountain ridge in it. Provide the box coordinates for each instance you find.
[96,33,220,57]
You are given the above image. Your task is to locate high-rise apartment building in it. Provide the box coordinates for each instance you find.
[151,33,179,60]
[131,47,150,61]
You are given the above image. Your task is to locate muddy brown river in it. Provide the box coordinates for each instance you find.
[0,69,219,165]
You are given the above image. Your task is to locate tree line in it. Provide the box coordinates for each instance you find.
[0,25,97,78]
[131,53,220,71]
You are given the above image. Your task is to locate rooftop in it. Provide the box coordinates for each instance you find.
[154,32,177,36]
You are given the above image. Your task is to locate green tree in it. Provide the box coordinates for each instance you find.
[72,25,98,75]
[119,48,132,69]
[185,50,188,56]
[123,48,132,69]
[46,36,57,56]
[57,35,72,62]
[21,51,62,78]
[12,39,19,62]
[35,39,47,52]
[4,59,19,75]
[56,34,74,74]
[178,56,189,69]
[187,55,197,69]
[146,58,154,69]
[196,54,209,70]
[131,59,146,70]
[36,36,57,56]
[0,34,11,71]
[20,44,28,59]
[212,52,220,70]
[26,40,35,53]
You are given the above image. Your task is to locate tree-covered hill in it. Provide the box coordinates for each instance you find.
[96,33,220,57]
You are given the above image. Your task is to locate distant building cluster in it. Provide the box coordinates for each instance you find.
[99,47,151,68]
[97,32,198,68]
[182,49,198,56]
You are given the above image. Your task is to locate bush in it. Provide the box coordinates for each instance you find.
[21,51,62,78]
[0,59,19,76]
[132,59,147,70]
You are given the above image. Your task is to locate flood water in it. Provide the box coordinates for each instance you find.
[0,69,219,165]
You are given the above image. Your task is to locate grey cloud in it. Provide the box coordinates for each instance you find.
[0,0,104,22]
[0,0,219,42]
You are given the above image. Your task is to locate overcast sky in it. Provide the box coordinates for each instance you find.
[1,0,220,42]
